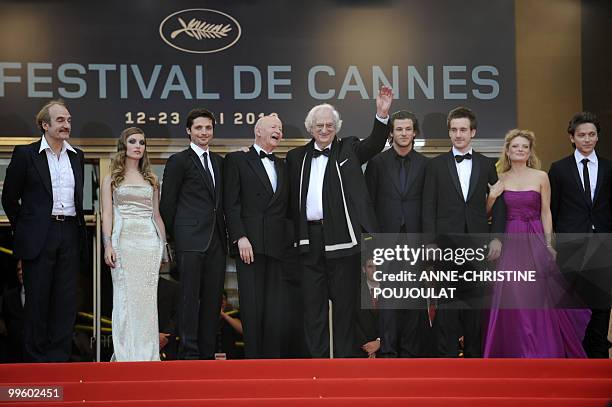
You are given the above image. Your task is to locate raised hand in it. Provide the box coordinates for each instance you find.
[376,85,394,119]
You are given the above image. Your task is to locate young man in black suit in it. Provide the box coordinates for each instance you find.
[365,110,430,357]
[160,108,227,360]
[285,86,392,358]
[2,100,86,362]
[549,111,612,358]
[224,114,293,358]
[422,106,504,357]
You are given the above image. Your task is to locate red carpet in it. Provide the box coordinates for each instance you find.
[0,359,610,406]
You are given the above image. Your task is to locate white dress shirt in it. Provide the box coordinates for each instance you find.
[452,146,473,201]
[253,144,277,192]
[574,149,598,201]
[306,144,328,221]
[190,142,215,186]
[39,136,76,216]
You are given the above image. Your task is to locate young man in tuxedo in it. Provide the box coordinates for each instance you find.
[2,100,86,362]
[365,110,430,357]
[422,106,504,357]
[549,111,612,358]
[285,86,392,358]
[224,114,293,358]
[160,108,227,359]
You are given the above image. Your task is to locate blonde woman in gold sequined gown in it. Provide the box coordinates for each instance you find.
[101,127,167,361]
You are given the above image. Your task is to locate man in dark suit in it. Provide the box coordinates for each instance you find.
[549,111,611,358]
[286,86,392,358]
[224,114,293,358]
[422,106,504,357]
[355,258,380,357]
[365,110,430,357]
[2,260,25,362]
[160,108,227,360]
[2,100,86,362]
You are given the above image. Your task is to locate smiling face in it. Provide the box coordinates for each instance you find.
[571,123,598,157]
[188,116,214,149]
[125,132,146,161]
[506,135,531,163]
[448,117,475,153]
[310,108,337,150]
[390,118,416,150]
[255,115,283,152]
[42,104,71,143]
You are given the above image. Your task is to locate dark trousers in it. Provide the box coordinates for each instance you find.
[236,254,283,358]
[301,224,359,358]
[583,308,611,358]
[433,308,482,357]
[177,233,226,359]
[22,220,79,362]
[379,308,430,357]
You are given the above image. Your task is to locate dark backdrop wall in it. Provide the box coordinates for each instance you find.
[582,0,612,158]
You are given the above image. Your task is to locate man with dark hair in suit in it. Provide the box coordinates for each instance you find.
[365,110,430,357]
[422,106,504,357]
[224,114,293,358]
[160,108,227,360]
[2,100,86,362]
[286,86,392,358]
[549,111,612,358]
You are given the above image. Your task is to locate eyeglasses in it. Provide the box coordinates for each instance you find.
[314,123,336,132]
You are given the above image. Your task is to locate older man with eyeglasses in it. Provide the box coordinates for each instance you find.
[285,86,393,358]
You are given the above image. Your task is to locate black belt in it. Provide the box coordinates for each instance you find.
[51,215,76,222]
[307,219,323,225]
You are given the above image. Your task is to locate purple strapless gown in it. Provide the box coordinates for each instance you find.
[483,190,590,358]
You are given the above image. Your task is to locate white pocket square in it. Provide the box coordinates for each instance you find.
[339,158,349,166]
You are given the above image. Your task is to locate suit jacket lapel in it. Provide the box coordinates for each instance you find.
[67,150,83,208]
[247,147,274,196]
[300,144,314,216]
[592,156,606,204]
[382,150,404,196]
[32,141,52,198]
[445,151,464,201]
[269,158,284,207]
[189,149,214,197]
[466,152,481,202]
[210,153,222,205]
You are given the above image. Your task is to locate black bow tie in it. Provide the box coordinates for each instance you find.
[454,152,472,163]
[259,150,276,161]
[313,148,330,158]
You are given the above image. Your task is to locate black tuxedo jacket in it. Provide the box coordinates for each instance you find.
[1,140,86,260]
[224,146,293,260]
[549,154,612,233]
[160,147,227,252]
[422,150,505,234]
[286,119,388,257]
[365,148,429,233]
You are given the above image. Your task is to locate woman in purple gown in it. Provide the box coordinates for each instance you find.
[483,129,590,358]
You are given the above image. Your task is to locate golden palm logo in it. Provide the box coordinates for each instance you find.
[170,18,232,40]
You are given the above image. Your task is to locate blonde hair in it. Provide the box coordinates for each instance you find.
[110,127,158,189]
[496,129,541,173]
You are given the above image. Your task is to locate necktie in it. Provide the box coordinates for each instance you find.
[581,158,592,206]
[201,151,215,188]
[428,299,436,327]
[370,288,378,308]
[259,150,276,161]
[397,155,410,192]
[312,148,330,158]
[454,152,472,163]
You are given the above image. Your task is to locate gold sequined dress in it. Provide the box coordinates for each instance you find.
[111,184,163,361]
